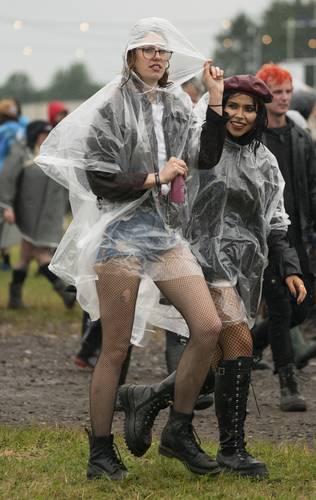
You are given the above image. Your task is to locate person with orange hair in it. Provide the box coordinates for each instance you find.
[252,64,316,411]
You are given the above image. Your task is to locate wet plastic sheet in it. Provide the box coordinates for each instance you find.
[35,18,206,331]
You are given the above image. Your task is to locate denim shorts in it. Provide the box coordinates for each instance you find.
[96,207,178,264]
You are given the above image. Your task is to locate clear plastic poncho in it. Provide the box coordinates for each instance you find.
[189,94,290,328]
[148,94,291,334]
[35,18,207,339]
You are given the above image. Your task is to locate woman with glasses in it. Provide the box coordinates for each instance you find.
[36,18,226,480]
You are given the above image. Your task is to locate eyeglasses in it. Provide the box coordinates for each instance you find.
[140,46,173,61]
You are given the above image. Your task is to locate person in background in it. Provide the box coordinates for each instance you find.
[0,99,20,171]
[290,89,316,143]
[251,64,316,412]
[0,120,75,309]
[48,101,68,128]
[266,88,316,371]
[0,99,21,270]
[182,77,204,105]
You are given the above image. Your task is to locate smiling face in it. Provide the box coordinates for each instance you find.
[224,93,258,137]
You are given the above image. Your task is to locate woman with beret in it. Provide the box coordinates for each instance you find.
[119,73,307,479]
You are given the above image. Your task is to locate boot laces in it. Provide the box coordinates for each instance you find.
[104,440,126,471]
[235,444,253,460]
[143,397,170,430]
[181,423,204,454]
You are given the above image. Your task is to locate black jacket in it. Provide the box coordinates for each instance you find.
[263,118,316,244]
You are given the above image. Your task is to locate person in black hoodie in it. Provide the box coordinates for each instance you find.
[252,64,316,411]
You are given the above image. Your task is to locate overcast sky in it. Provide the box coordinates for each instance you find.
[1,0,271,87]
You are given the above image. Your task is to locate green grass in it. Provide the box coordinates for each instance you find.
[1,248,316,498]
[0,247,81,332]
[0,427,316,499]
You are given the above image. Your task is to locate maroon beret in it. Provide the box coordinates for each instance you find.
[224,75,273,103]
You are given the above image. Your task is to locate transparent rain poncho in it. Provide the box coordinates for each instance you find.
[35,18,207,336]
[190,94,290,328]
[149,94,291,334]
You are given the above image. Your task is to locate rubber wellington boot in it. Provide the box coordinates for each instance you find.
[8,269,27,309]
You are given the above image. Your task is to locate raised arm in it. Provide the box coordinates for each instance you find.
[198,62,228,169]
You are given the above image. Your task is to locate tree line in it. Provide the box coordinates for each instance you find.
[0,63,101,103]
[1,0,315,103]
[214,0,316,79]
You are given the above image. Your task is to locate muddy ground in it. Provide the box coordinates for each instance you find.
[1,322,316,444]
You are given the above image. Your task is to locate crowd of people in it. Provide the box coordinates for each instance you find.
[1,16,316,482]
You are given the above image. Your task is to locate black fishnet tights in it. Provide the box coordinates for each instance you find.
[90,260,141,437]
[90,260,221,436]
[210,322,253,370]
[156,276,222,414]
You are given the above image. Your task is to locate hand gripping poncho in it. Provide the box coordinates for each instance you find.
[35,18,207,342]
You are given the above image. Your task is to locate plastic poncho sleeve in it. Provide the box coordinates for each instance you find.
[86,170,148,202]
[85,98,148,200]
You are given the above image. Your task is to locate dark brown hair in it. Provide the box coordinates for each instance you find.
[121,49,170,88]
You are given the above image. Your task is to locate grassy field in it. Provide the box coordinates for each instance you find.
[0,255,81,332]
[1,252,316,498]
[0,427,316,499]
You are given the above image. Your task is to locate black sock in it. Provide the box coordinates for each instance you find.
[38,264,58,284]
[12,268,27,284]
[3,254,10,266]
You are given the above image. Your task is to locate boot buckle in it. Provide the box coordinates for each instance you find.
[217,367,225,375]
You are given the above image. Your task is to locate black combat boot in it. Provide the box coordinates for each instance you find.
[165,330,214,410]
[8,269,27,309]
[159,408,220,475]
[86,429,128,480]
[215,357,268,478]
[53,278,76,308]
[119,369,215,457]
[119,372,176,456]
[278,363,306,412]
[75,314,102,369]
[39,264,76,309]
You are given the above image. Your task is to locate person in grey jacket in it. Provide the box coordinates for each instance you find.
[0,120,75,309]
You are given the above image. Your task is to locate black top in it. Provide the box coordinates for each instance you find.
[264,120,301,246]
